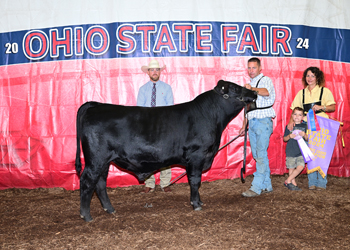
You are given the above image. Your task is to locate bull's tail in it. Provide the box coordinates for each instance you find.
[75,101,100,176]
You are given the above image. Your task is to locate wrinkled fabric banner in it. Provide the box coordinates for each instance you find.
[307,115,340,178]
[0,1,349,190]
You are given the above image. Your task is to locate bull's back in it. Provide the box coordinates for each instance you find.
[80,100,218,161]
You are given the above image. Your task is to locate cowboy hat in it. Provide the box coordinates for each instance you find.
[141,59,166,73]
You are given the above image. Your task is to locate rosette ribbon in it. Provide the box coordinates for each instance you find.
[292,130,315,163]
[308,109,320,131]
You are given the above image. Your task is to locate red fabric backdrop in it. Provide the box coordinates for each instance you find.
[0,56,349,190]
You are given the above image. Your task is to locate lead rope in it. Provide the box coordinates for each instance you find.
[241,105,248,183]
[168,104,249,185]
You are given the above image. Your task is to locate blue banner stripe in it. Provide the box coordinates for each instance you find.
[1,21,349,66]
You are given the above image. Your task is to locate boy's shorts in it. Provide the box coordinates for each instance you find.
[286,156,305,169]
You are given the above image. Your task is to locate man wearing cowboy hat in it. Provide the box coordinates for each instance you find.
[137,59,174,193]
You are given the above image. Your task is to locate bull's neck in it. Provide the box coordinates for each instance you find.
[193,91,245,131]
[218,99,245,130]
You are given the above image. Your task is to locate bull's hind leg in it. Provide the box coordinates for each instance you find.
[79,166,100,222]
[95,167,115,214]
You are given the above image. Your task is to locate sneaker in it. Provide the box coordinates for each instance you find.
[309,185,316,190]
[316,186,326,191]
[242,189,260,197]
[284,182,302,191]
[261,189,273,194]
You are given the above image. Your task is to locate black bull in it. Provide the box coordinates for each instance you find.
[75,80,257,221]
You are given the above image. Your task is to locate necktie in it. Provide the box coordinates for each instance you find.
[151,83,156,107]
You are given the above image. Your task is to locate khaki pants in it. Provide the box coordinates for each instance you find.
[145,167,172,188]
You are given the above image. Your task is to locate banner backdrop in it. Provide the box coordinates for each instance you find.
[0,1,349,190]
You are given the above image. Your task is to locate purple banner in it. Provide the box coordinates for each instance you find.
[307,115,340,177]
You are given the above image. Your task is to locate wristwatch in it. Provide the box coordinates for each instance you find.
[323,105,327,112]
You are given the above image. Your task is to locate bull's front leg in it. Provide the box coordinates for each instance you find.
[187,167,204,211]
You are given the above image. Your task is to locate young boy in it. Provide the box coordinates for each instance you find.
[283,107,308,191]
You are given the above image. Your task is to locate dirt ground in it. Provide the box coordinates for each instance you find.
[1,175,349,250]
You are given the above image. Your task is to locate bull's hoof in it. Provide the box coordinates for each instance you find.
[103,208,116,214]
[80,214,93,222]
[190,201,203,211]
[190,201,204,206]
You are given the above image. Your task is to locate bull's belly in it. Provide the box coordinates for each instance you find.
[112,159,183,181]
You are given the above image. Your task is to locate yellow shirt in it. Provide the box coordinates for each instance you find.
[290,85,336,120]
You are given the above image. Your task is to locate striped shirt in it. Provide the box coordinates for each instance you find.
[247,73,276,120]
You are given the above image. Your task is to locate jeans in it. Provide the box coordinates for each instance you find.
[248,117,273,194]
[308,171,327,188]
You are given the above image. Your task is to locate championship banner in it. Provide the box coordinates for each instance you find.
[307,114,340,178]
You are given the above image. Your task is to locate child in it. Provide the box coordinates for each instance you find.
[283,107,308,191]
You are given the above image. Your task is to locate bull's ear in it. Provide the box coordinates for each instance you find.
[217,80,228,94]
[217,80,225,85]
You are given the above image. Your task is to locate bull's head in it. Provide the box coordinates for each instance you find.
[215,80,257,104]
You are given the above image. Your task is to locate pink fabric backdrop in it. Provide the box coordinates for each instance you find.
[0,56,349,190]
